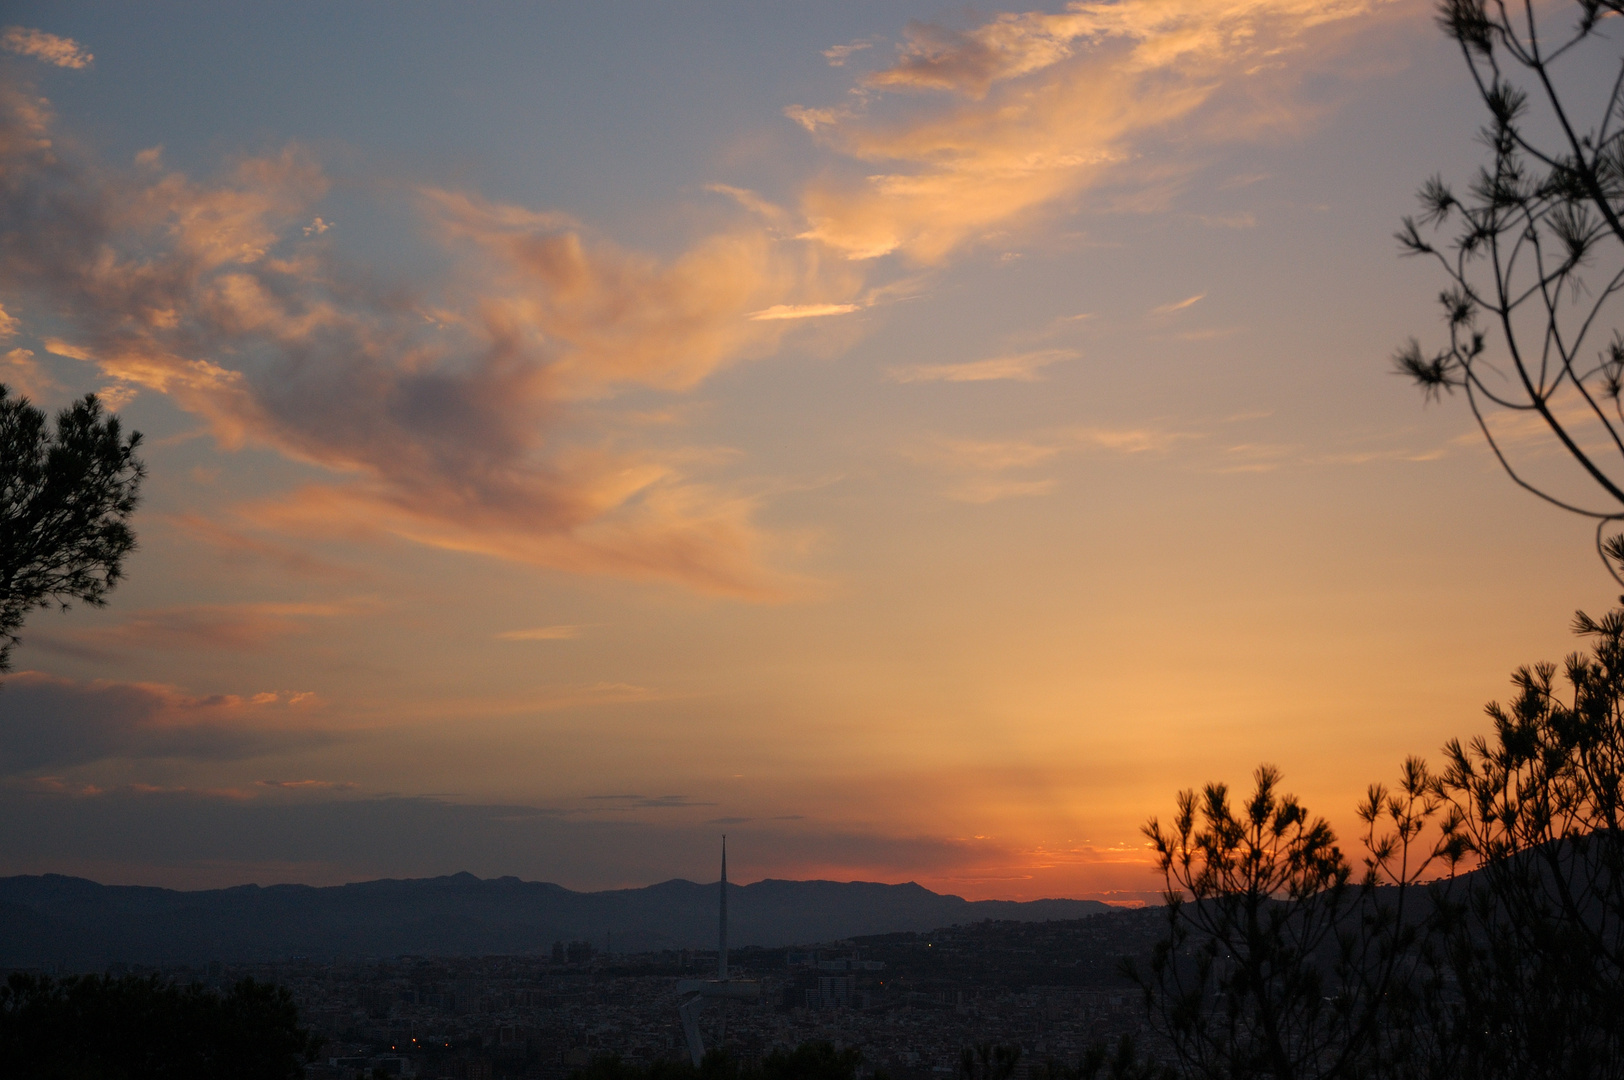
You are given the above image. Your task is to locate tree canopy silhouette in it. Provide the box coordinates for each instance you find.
[1134,608,1624,1078]
[1396,0,1624,579]
[1131,762,1449,1080]
[0,972,321,1080]
[569,1042,865,1080]
[0,385,144,673]
[1423,606,1624,1076]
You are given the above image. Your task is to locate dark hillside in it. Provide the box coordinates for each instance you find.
[0,873,1113,967]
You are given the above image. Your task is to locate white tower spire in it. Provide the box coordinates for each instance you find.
[677,835,756,1068]
[718,834,729,980]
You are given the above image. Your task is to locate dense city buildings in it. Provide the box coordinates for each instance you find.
[25,909,1162,1078]
[44,911,1166,1080]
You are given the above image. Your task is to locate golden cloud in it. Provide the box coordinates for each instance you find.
[495,626,582,641]
[31,600,376,656]
[422,188,862,395]
[747,303,861,321]
[905,423,1196,501]
[0,82,835,600]
[890,348,1078,383]
[792,0,1399,263]
[0,671,328,777]
[1,27,93,69]
[1,346,57,400]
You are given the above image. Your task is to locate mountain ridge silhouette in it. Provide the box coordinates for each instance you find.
[0,872,1114,967]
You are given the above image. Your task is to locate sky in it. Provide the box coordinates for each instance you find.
[2,1,1621,904]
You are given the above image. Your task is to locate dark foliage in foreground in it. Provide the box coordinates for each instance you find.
[1138,4,1624,1067]
[571,1039,1173,1080]
[0,971,322,1080]
[570,1043,866,1080]
[1026,1038,1176,1080]
[1394,0,1624,579]
[1423,606,1624,1078]
[1132,608,1624,1079]
[0,385,144,674]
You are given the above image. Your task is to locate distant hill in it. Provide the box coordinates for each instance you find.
[0,873,1113,968]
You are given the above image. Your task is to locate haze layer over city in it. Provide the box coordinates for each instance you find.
[2,0,1615,907]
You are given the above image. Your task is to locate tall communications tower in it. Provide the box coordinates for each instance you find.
[676,836,759,1066]
[718,835,728,979]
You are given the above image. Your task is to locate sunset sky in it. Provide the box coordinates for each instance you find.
[2,1,1620,904]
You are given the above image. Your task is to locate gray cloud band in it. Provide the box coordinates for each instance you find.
[0,672,327,776]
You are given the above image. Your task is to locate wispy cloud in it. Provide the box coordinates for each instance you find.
[0,671,325,777]
[1308,447,1447,465]
[1071,426,1192,454]
[905,424,1193,501]
[1211,441,1296,473]
[948,477,1058,503]
[495,625,582,641]
[257,778,358,791]
[0,84,842,601]
[907,437,1063,474]
[791,0,1397,263]
[1,347,58,400]
[864,9,1098,96]
[584,793,717,810]
[889,348,1077,384]
[823,40,873,67]
[30,600,373,656]
[746,303,860,321]
[166,513,360,581]
[1192,212,1256,229]
[1152,293,1206,314]
[1,27,92,69]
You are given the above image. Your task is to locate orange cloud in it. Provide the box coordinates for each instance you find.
[823,41,873,68]
[0,82,836,600]
[792,0,1399,263]
[495,626,582,641]
[237,463,810,600]
[905,424,1196,501]
[865,9,1099,97]
[1152,293,1206,314]
[0,671,327,777]
[747,303,861,321]
[890,348,1078,383]
[166,512,361,581]
[1,346,57,400]
[33,600,373,655]
[423,188,862,395]
[1,27,93,69]
[257,778,357,790]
